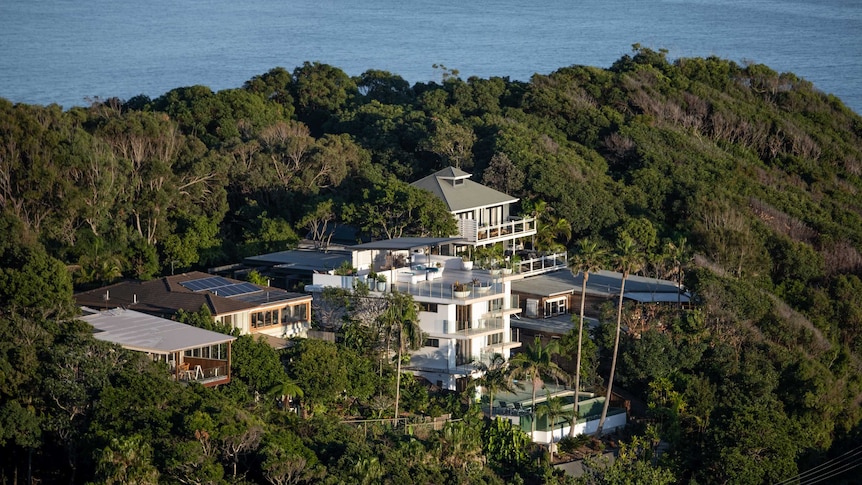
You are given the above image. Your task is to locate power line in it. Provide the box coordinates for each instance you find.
[774,444,862,485]
[801,456,862,485]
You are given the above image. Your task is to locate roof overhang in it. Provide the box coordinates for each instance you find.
[349,237,465,251]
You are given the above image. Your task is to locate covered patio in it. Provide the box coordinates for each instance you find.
[80,307,235,387]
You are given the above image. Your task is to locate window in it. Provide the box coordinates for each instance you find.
[544,297,567,317]
[294,304,308,321]
[253,309,279,329]
[424,338,440,348]
[456,305,472,331]
[281,303,309,323]
[486,332,504,346]
[418,302,438,313]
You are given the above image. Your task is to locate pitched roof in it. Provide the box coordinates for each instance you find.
[411,167,517,213]
[80,307,235,353]
[74,271,310,317]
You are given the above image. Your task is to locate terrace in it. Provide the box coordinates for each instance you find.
[80,307,235,388]
[480,383,627,443]
[458,216,537,245]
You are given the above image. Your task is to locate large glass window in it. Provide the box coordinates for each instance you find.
[418,302,438,313]
[486,332,504,346]
[253,310,279,328]
[456,305,472,331]
[456,340,472,365]
[545,297,567,317]
[281,304,309,323]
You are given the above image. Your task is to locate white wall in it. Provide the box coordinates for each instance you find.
[530,412,627,444]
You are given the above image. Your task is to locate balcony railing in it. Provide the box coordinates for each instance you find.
[176,358,230,386]
[458,217,537,244]
[515,251,568,276]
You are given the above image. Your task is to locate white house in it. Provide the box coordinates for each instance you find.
[411,167,537,254]
[307,237,523,391]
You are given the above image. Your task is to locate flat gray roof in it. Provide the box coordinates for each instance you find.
[350,237,464,251]
[80,307,235,354]
[244,249,353,272]
[511,270,691,303]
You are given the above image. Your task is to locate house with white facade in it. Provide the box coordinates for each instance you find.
[411,167,538,256]
[306,237,524,391]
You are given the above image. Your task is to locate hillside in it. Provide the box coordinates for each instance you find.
[1,47,862,483]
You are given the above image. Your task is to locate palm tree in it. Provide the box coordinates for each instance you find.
[385,292,422,423]
[536,393,568,462]
[666,236,690,308]
[596,235,643,436]
[568,238,606,437]
[510,336,568,439]
[475,353,522,418]
[267,376,304,411]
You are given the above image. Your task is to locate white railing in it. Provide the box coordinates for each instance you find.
[457,217,537,244]
[516,251,568,276]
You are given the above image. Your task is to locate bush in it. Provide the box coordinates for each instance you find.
[558,434,591,454]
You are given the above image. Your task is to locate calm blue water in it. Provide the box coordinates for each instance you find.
[1,0,860,114]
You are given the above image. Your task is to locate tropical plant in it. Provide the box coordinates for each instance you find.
[665,236,690,308]
[475,353,522,419]
[267,376,304,411]
[536,393,570,461]
[567,238,606,437]
[596,235,643,436]
[510,336,568,439]
[380,291,422,421]
[334,260,356,275]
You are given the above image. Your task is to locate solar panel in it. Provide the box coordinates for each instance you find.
[232,282,263,295]
[179,276,233,292]
[213,282,262,297]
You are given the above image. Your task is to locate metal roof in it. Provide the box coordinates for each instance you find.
[349,237,465,251]
[243,249,353,272]
[80,307,235,354]
[411,167,517,213]
[73,271,309,316]
[511,269,691,303]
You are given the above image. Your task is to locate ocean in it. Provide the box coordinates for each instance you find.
[0,0,860,114]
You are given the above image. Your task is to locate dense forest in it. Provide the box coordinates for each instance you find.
[2,46,862,483]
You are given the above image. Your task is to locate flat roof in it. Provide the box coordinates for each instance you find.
[349,237,465,251]
[243,249,353,272]
[80,307,235,354]
[511,269,691,303]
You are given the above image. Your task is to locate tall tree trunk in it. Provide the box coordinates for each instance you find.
[394,345,402,427]
[596,273,627,436]
[570,272,589,437]
[531,372,538,439]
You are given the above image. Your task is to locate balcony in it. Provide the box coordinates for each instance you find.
[458,217,537,245]
[451,317,505,338]
[514,251,568,276]
[175,357,230,387]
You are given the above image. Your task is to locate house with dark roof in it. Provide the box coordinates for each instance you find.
[74,271,313,344]
[80,307,236,387]
[411,167,537,254]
